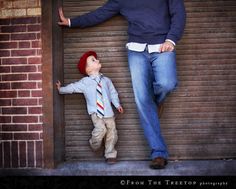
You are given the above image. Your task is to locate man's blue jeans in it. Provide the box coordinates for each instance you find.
[127,49,178,159]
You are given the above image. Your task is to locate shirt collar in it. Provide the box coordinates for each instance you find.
[89,73,103,80]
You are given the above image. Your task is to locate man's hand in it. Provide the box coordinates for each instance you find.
[58,7,69,26]
[56,80,61,91]
[117,106,124,114]
[160,41,175,52]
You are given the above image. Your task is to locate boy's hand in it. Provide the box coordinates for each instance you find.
[58,7,69,26]
[117,106,124,114]
[56,80,61,91]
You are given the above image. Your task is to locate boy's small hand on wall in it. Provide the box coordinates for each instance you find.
[56,80,61,91]
[117,106,124,114]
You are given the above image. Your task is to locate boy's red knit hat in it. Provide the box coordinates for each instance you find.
[77,51,97,75]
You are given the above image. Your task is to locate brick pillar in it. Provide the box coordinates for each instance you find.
[0,1,43,168]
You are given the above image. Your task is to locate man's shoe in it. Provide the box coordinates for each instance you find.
[106,158,117,164]
[158,103,164,118]
[150,157,168,169]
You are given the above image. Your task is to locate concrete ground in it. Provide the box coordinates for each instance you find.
[0,159,235,176]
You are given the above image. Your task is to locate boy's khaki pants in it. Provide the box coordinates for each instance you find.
[89,113,118,159]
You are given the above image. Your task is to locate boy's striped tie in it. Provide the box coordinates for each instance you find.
[96,78,104,118]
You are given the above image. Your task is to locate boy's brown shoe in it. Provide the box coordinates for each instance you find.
[106,158,117,164]
[150,157,168,169]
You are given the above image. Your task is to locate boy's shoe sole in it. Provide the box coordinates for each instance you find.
[106,158,117,164]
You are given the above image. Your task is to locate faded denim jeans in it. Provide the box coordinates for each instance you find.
[128,49,178,159]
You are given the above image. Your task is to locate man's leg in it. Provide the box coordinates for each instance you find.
[127,50,168,161]
[151,51,178,105]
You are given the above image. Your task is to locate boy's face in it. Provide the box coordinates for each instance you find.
[85,55,101,74]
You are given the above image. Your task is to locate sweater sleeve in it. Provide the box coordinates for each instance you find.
[166,0,186,44]
[70,0,120,28]
[106,78,120,109]
[59,80,85,94]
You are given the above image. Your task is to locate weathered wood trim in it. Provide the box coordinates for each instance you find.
[41,0,64,168]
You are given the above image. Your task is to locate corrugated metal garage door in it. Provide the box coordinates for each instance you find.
[62,0,236,161]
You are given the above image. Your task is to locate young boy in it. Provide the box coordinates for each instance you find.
[56,51,124,164]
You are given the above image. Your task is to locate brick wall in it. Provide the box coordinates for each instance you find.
[0,0,43,168]
[0,0,41,18]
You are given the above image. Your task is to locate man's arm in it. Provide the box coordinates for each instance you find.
[106,78,122,109]
[166,0,186,44]
[58,0,120,28]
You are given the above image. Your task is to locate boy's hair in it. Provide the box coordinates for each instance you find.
[77,51,97,75]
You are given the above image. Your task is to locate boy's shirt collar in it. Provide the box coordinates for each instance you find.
[89,72,103,80]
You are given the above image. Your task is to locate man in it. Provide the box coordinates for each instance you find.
[58,0,186,169]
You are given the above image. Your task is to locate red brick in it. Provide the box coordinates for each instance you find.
[0,50,10,57]
[19,41,30,48]
[0,19,10,25]
[0,99,11,106]
[37,33,41,39]
[11,141,19,168]
[38,98,43,105]
[0,66,10,73]
[28,107,42,114]
[2,74,27,81]
[1,25,26,33]
[37,49,42,55]
[11,82,37,89]
[27,141,35,167]
[37,82,42,89]
[13,99,37,106]
[11,33,36,41]
[31,90,42,97]
[40,132,43,139]
[12,17,38,25]
[28,24,41,32]
[0,42,17,49]
[3,142,11,168]
[2,58,27,65]
[14,132,40,140]
[37,17,41,23]
[29,73,42,80]
[12,65,37,72]
[13,116,38,123]
[36,141,42,167]
[11,49,36,57]
[2,133,13,140]
[2,124,27,131]
[0,34,10,41]
[0,116,11,123]
[28,124,42,131]
[32,41,41,48]
[28,57,41,64]
[0,83,10,90]
[37,65,42,72]
[2,107,27,115]
[19,141,26,167]
[18,90,30,97]
[0,91,17,98]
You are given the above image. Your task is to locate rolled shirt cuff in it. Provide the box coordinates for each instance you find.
[165,39,176,46]
[68,18,71,27]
